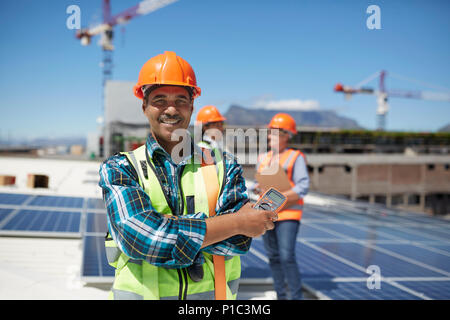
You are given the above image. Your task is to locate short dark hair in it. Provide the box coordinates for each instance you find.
[142,84,194,108]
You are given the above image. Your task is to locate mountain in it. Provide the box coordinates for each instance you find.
[438,123,450,132]
[0,136,86,148]
[224,105,363,129]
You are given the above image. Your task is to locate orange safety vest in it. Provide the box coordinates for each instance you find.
[256,149,306,221]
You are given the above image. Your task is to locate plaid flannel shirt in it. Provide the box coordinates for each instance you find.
[99,134,251,269]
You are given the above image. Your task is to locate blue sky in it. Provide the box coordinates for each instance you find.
[0,0,449,140]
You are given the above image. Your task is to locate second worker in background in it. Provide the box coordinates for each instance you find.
[255,113,310,300]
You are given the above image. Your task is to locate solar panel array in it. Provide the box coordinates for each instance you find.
[0,193,83,238]
[241,196,450,300]
[1,192,449,299]
[0,192,115,282]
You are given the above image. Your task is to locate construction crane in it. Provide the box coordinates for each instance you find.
[334,70,450,131]
[74,0,178,110]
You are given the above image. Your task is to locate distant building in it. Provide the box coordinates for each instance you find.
[70,145,84,156]
[242,154,450,216]
[103,81,148,157]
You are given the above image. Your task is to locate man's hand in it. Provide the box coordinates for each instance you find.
[201,202,277,248]
[234,202,277,237]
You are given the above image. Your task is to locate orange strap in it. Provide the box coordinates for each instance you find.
[201,149,227,300]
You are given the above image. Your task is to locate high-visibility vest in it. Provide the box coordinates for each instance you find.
[256,148,306,221]
[104,144,241,300]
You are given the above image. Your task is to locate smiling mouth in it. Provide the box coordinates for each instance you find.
[159,116,182,125]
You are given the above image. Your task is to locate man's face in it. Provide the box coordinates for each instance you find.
[143,85,193,148]
[203,121,224,141]
[268,128,290,152]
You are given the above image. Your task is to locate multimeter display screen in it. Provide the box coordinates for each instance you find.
[267,190,284,203]
[254,188,286,212]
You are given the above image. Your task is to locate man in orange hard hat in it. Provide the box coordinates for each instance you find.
[255,113,309,300]
[99,51,278,300]
[196,105,226,149]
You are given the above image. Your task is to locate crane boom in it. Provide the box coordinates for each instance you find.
[108,0,178,26]
[75,0,178,47]
[335,85,450,101]
[334,70,450,130]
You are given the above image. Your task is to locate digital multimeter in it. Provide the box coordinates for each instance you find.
[253,187,287,213]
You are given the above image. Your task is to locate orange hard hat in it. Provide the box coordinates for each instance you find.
[196,105,226,124]
[268,113,297,135]
[133,51,201,99]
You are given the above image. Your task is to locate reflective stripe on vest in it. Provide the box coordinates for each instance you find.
[105,144,241,300]
[257,149,306,221]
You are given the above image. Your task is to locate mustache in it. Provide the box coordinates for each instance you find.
[158,114,183,122]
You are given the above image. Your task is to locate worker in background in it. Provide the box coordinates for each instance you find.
[99,51,277,300]
[255,113,309,300]
[196,105,226,150]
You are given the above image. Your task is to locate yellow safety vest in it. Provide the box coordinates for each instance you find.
[105,144,241,300]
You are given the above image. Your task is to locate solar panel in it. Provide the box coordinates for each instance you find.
[396,281,450,300]
[87,198,106,210]
[0,193,31,205]
[296,243,368,279]
[426,244,450,254]
[0,192,113,283]
[310,222,396,240]
[301,202,450,299]
[408,225,450,240]
[81,235,115,282]
[302,279,423,300]
[0,208,14,224]
[244,239,369,280]
[0,209,81,237]
[306,241,444,278]
[28,195,84,208]
[374,225,447,242]
[239,196,450,300]
[299,224,348,239]
[85,212,108,234]
[0,193,107,237]
[240,244,272,281]
[374,243,450,272]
